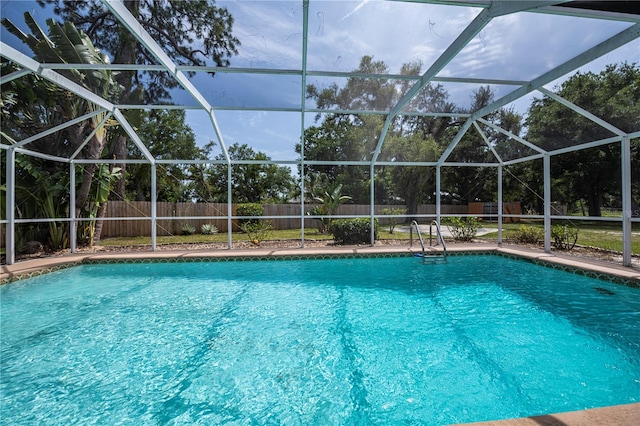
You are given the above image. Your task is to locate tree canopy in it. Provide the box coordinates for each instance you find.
[2,12,124,247]
[200,143,296,204]
[525,62,640,216]
[38,0,240,102]
[35,0,241,200]
[125,109,204,202]
[302,56,523,212]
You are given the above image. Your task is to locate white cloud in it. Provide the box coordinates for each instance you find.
[181,2,640,152]
[339,0,371,22]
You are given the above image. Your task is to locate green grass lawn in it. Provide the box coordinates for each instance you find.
[99,226,412,247]
[70,221,640,256]
[478,221,640,255]
[100,228,335,247]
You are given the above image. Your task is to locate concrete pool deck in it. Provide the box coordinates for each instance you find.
[1,244,639,425]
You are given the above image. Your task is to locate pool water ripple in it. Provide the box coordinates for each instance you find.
[334,288,372,424]
[1,256,639,425]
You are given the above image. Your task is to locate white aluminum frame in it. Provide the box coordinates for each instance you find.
[1,0,639,266]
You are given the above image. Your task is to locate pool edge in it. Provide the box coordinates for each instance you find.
[453,402,640,426]
[2,244,639,287]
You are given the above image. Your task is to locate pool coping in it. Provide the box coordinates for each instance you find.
[453,402,640,426]
[1,244,639,426]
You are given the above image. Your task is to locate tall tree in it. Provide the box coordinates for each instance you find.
[303,56,457,207]
[386,61,457,213]
[525,62,640,216]
[297,115,379,203]
[40,0,239,100]
[441,86,526,204]
[307,55,395,114]
[401,62,457,142]
[2,13,122,247]
[124,110,204,202]
[203,143,295,203]
[39,0,240,196]
[380,133,440,215]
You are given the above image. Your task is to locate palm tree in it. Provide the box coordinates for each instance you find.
[2,12,122,246]
[310,184,352,233]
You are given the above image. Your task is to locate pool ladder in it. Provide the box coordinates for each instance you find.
[410,220,447,263]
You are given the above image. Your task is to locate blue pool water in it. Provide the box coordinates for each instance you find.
[1,255,639,425]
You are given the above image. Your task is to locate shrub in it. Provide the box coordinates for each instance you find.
[181,223,196,235]
[330,218,378,245]
[443,216,479,242]
[236,203,264,227]
[552,224,578,250]
[239,220,273,245]
[381,207,406,234]
[201,223,218,235]
[512,225,543,244]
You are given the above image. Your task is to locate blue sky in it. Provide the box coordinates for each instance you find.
[2,0,639,161]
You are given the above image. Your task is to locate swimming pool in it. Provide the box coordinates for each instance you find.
[1,254,639,425]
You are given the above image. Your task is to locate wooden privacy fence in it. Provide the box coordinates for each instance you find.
[100,201,469,238]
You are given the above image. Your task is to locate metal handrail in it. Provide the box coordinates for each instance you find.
[429,220,447,258]
[409,220,425,257]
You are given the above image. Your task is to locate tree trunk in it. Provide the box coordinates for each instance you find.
[75,163,97,218]
[586,185,602,217]
[94,159,125,245]
[92,201,108,245]
[74,134,105,217]
[405,195,419,223]
[136,179,146,201]
[113,135,128,199]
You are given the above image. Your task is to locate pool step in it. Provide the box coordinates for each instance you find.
[414,249,447,264]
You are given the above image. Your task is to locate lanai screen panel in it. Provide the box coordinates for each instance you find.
[221,0,303,70]
[440,11,635,81]
[305,1,481,74]
[1,0,639,269]
[2,0,638,166]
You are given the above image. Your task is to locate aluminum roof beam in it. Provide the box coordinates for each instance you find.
[543,3,640,23]
[38,63,531,86]
[416,0,640,22]
[0,42,155,163]
[502,133,631,166]
[472,121,504,164]
[438,21,640,165]
[476,117,547,155]
[10,109,106,150]
[474,21,640,120]
[370,1,565,164]
[536,87,627,136]
[370,7,493,164]
[109,105,471,118]
[0,43,115,112]
[101,0,231,163]
[70,112,114,160]
[0,68,31,85]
